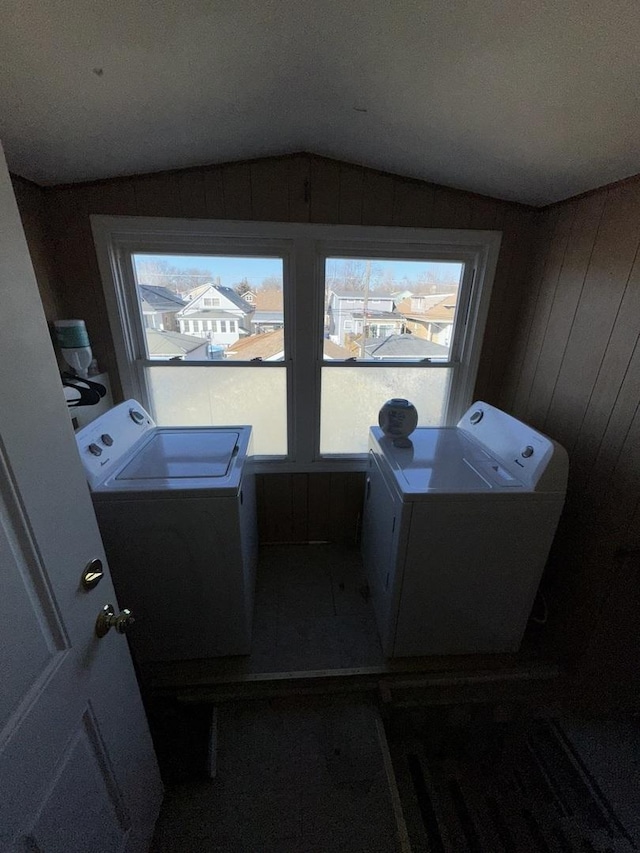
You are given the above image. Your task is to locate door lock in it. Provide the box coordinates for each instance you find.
[81,558,104,590]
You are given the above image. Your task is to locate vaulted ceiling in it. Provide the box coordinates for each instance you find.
[2,0,639,205]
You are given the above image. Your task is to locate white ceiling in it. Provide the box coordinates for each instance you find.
[2,0,639,205]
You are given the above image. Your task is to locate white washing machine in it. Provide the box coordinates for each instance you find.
[76,400,258,663]
[361,401,568,657]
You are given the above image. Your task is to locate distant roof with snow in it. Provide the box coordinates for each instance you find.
[364,334,449,359]
[145,328,207,356]
[138,284,187,312]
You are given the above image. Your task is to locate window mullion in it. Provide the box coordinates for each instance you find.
[291,237,320,466]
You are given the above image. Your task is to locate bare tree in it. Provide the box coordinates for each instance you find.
[134,259,213,294]
[234,278,253,296]
[325,259,384,292]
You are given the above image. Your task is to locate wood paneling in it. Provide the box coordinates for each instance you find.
[361,170,395,226]
[256,472,365,544]
[392,179,433,228]
[499,175,640,678]
[10,176,62,323]
[203,167,225,218]
[287,155,310,223]
[177,171,208,219]
[131,172,183,217]
[250,158,290,222]
[337,163,364,225]
[474,205,540,403]
[221,162,252,220]
[309,156,340,223]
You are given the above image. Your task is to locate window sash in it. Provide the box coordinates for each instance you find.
[92,217,501,470]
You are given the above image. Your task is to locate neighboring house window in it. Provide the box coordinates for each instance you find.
[229,320,236,333]
[220,320,227,333]
[204,297,220,307]
[93,218,499,466]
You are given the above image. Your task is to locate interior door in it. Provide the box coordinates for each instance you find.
[0,143,163,851]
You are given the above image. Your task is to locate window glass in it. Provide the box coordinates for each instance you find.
[146,366,287,455]
[320,367,451,454]
[133,253,284,361]
[323,258,463,362]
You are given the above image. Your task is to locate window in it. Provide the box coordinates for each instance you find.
[93,218,500,469]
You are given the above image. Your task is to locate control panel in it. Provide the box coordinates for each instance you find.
[458,401,567,491]
[76,400,155,489]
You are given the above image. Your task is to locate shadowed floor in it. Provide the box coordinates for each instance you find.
[149,697,398,852]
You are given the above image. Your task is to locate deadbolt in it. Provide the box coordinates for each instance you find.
[81,558,104,590]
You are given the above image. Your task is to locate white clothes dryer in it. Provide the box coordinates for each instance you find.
[76,400,258,663]
[361,401,568,657]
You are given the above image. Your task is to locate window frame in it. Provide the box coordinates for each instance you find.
[92,216,501,472]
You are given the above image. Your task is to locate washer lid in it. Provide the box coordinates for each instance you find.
[115,430,240,481]
[370,426,525,496]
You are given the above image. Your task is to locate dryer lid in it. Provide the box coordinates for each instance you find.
[115,429,240,481]
[386,428,523,492]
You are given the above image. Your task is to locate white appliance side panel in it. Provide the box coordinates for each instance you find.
[393,498,565,656]
[94,495,249,661]
[361,452,409,655]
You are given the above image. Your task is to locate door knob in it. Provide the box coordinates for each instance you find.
[95,604,135,638]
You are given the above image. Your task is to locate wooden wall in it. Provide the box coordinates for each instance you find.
[499,177,640,679]
[11,176,63,323]
[256,472,365,545]
[14,153,537,545]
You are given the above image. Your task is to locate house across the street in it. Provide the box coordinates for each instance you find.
[138,284,186,332]
[177,283,254,346]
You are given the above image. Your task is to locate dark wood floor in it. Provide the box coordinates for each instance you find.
[249,543,384,673]
[149,697,399,853]
[143,544,561,708]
